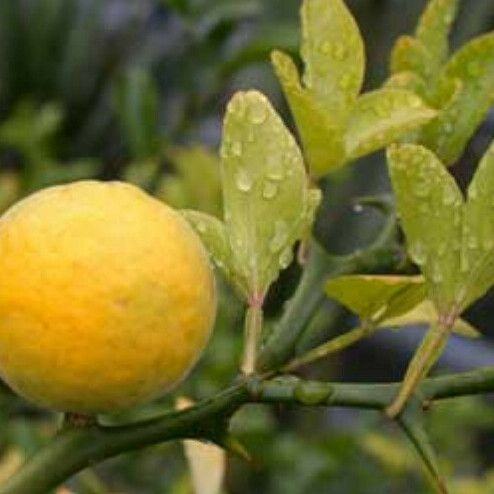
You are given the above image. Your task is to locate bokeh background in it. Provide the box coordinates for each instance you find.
[0,0,494,492]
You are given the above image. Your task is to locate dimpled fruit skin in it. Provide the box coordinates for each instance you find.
[0,181,216,413]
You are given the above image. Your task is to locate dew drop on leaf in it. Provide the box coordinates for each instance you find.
[266,155,285,181]
[269,220,289,253]
[431,262,443,284]
[235,169,254,192]
[409,241,427,265]
[469,181,478,200]
[249,101,268,125]
[278,246,293,269]
[332,43,347,61]
[262,181,278,200]
[442,184,457,205]
[319,40,332,55]
[231,140,243,157]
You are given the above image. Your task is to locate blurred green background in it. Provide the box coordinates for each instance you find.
[1,0,494,492]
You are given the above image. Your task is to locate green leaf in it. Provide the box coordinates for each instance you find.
[300,0,364,121]
[461,142,494,309]
[415,0,459,70]
[345,89,437,160]
[182,210,238,292]
[326,275,426,324]
[421,33,494,165]
[271,50,345,176]
[381,300,480,339]
[390,36,434,80]
[220,90,320,298]
[387,144,463,313]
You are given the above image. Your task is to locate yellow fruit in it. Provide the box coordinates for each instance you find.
[0,181,216,413]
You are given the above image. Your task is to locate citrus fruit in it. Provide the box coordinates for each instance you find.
[0,180,216,413]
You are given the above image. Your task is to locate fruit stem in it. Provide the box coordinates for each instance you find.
[241,298,264,375]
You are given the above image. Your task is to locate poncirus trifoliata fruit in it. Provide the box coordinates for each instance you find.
[0,181,216,413]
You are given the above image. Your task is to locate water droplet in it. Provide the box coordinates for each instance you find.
[270,220,288,252]
[413,179,431,198]
[262,181,278,200]
[235,169,254,192]
[469,181,478,200]
[319,41,332,55]
[482,235,494,251]
[266,154,285,181]
[249,101,267,125]
[339,74,353,90]
[278,246,293,269]
[443,122,454,135]
[460,251,469,272]
[467,234,479,250]
[442,184,457,205]
[467,61,482,77]
[228,96,246,118]
[332,43,347,61]
[431,262,443,284]
[231,140,243,157]
[353,203,364,214]
[409,241,427,265]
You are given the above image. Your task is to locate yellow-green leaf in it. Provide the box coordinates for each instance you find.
[326,274,426,323]
[271,50,345,176]
[182,210,238,291]
[345,89,437,160]
[387,144,463,313]
[300,0,364,121]
[415,0,459,70]
[390,36,434,80]
[422,33,494,165]
[220,90,319,298]
[385,72,428,100]
[461,142,494,309]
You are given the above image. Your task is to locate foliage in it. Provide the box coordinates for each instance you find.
[1,0,494,494]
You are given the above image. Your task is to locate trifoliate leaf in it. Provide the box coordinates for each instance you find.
[220,90,320,299]
[390,36,434,81]
[415,0,459,70]
[300,0,364,122]
[271,50,345,176]
[389,141,494,314]
[326,275,426,324]
[387,144,462,313]
[422,33,494,165]
[345,89,437,160]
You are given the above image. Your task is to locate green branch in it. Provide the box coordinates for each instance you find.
[2,367,494,494]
